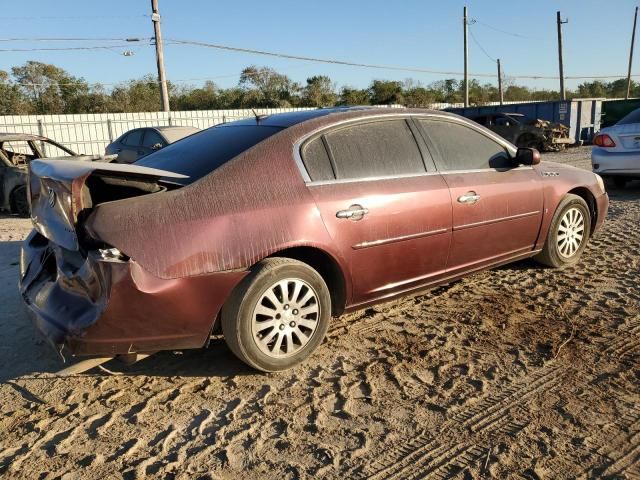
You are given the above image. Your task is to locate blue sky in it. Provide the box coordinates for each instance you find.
[1,1,638,91]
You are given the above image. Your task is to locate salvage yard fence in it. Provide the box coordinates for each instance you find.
[0,101,542,156]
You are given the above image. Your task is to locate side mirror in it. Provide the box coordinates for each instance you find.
[515,147,541,166]
[152,143,163,151]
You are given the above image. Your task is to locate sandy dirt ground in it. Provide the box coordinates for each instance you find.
[0,147,638,479]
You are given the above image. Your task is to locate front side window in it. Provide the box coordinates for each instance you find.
[41,141,73,158]
[418,120,511,171]
[322,119,426,180]
[122,130,144,146]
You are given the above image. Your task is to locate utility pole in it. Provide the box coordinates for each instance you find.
[556,11,568,101]
[497,59,504,105]
[463,6,469,107]
[626,6,638,99]
[151,0,170,112]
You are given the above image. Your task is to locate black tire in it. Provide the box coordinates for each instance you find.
[534,194,591,268]
[612,176,628,188]
[221,257,331,372]
[10,186,30,217]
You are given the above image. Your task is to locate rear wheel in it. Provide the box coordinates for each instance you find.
[221,258,331,372]
[534,194,591,268]
[10,186,29,217]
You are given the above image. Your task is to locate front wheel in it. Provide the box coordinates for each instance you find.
[534,194,591,268]
[221,258,331,372]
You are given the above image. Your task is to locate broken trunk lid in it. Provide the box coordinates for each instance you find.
[28,159,188,251]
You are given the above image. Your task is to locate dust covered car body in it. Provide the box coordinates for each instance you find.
[19,108,608,371]
[469,112,573,152]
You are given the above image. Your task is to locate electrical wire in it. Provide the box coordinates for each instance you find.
[468,28,496,63]
[165,38,640,81]
[0,37,148,42]
[0,15,148,21]
[470,18,534,39]
[166,38,499,78]
[0,44,142,53]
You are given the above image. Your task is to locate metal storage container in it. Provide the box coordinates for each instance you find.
[446,99,602,144]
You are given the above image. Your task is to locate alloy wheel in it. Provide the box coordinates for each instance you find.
[251,278,320,358]
[557,207,585,258]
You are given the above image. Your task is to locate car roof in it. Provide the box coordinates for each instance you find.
[0,132,50,142]
[218,106,455,129]
[154,126,200,143]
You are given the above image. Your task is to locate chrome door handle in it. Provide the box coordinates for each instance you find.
[336,204,369,220]
[458,192,480,204]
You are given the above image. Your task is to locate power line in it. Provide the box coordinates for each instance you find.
[0,15,148,21]
[0,37,148,42]
[167,38,500,78]
[2,35,640,82]
[468,27,496,63]
[471,18,534,39]
[0,44,144,53]
[166,37,640,81]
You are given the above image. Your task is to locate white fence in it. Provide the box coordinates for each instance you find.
[0,101,547,156]
[0,108,314,156]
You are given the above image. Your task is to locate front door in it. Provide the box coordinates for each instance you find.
[416,118,543,273]
[299,118,452,305]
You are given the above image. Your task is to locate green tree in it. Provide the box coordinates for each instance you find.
[337,86,371,105]
[301,75,336,107]
[369,80,404,105]
[108,75,175,112]
[0,70,31,115]
[11,61,91,114]
[238,66,299,107]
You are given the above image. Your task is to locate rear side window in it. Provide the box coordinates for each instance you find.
[418,120,511,171]
[301,137,334,181]
[135,125,283,185]
[142,130,166,148]
[122,130,144,146]
[617,107,640,125]
[323,119,425,180]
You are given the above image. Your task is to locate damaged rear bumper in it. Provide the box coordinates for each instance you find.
[19,230,247,357]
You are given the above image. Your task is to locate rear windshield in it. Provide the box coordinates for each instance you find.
[135,125,283,185]
[617,108,640,125]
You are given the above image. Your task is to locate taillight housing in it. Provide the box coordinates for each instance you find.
[593,133,616,147]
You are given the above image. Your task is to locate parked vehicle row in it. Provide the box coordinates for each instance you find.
[19,107,608,371]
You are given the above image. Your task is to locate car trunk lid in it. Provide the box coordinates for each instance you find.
[606,124,640,152]
[28,159,187,251]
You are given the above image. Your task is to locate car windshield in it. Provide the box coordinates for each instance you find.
[135,124,283,185]
[617,108,640,125]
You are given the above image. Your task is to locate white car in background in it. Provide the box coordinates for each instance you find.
[592,108,640,187]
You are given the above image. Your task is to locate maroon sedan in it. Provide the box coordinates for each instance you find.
[20,108,608,371]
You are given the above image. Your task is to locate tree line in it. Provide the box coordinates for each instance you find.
[1,61,638,115]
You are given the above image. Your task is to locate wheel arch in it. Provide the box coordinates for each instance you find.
[267,246,348,316]
[567,187,597,234]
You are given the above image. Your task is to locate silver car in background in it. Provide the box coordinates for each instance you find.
[105,126,199,164]
[592,108,640,187]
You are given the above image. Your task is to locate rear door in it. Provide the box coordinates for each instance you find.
[300,117,452,305]
[416,118,543,274]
